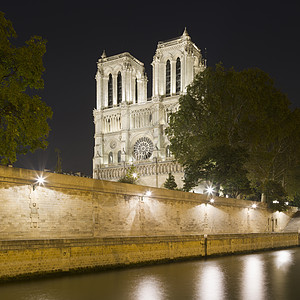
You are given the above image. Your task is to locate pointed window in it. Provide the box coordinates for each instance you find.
[166,60,171,96]
[135,78,138,103]
[108,152,113,164]
[176,58,181,94]
[108,74,113,107]
[117,150,121,163]
[117,72,122,105]
[166,145,171,158]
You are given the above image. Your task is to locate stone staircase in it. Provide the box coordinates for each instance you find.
[284,210,300,232]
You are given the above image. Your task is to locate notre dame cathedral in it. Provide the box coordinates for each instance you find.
[93,29,206,188]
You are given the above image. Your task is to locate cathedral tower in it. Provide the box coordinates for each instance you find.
[93,29,205,188]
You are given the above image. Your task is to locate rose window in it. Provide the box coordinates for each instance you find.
[133,137,154,160]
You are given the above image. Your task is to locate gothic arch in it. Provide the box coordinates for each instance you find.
[166,60,171,96]
[176,57,181,94]
[108,74,113,107]
[108,152,113,164]
[117,71,122,105]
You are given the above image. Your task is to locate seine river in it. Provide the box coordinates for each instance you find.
[1,247,300,300]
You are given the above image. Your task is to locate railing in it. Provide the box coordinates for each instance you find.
[95,160,183,180]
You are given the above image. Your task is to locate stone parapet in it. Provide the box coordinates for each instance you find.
[0,166,298,240]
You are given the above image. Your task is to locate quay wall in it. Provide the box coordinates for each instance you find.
[0,166,299,280]
[0,233,299,280]
[0,166,297,240]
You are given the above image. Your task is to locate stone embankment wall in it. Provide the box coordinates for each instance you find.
[0,233,298,281]
[0,166,299,281]
[0,166,297,240]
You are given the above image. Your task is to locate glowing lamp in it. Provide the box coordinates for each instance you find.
[145,191,152,197]
[251,204,257,209]
[209,198,215,203]
[205,185,215,195]
[32,174,46,191]
[36,175,45,185]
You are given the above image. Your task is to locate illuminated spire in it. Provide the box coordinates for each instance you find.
[101,50,107,59]
[182,27,189,37]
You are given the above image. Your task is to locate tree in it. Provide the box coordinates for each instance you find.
[166,63,300,199]
[118,165,139,184]
[0,12,52,165]
[264,180,288,211]
[164,173,178,190]
[183,145,251,197]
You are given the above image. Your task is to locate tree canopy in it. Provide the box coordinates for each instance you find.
[166,63,300,204]
[0,12,52,165]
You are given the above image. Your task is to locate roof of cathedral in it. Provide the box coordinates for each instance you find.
[157,28,191,46]
[97,52,144,67]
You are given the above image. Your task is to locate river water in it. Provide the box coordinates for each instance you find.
[1,247,300,300]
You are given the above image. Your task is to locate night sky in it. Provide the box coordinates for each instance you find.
[2,1,299,176]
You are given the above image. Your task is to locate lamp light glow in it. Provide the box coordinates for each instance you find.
[205,185,215,195]
[252,204,257,209]
[145,191,152,197]
[36,175,45,185]
[209,198,215,203]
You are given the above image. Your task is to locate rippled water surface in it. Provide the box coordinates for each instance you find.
[1,247,300,300]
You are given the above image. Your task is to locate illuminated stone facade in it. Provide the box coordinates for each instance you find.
[93,29,206,188]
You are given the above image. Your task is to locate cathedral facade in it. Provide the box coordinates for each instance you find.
[93,29,205,188]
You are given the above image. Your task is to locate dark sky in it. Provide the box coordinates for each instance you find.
[2,0,299,176]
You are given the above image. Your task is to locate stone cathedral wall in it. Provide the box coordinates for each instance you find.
[0,166,297,241]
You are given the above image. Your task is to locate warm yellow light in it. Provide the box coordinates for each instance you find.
[205,185,214,195]
[36,175,45,185]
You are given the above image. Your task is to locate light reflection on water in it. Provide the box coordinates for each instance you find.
[197,262,225,300]
[274,249,293,269]
[241,255,265,300]
[134,276,165,300]
[0,248,300,300]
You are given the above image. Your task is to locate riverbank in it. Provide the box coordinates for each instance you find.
[0,232,299,282]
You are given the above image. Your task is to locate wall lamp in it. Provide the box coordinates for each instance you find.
[140,191,152,202]
[251,203,257,209]
[205,185,215,196]
[32,175,46,191]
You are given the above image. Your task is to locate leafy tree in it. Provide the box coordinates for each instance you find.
[0,12,52,165]
[166,63,300,199]
[164,173,178,190]
[118,165,139,184]
[183,144,251,197]
[290,192,300,208]
[264,180,288,211]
